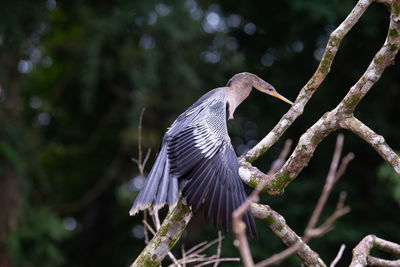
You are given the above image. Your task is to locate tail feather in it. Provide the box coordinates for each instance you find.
[140,146,166,201]
[167,175,178,206]
[154,158,170,209]
[130,144,173,215]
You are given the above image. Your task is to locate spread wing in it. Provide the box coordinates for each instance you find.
[166,91,257,239]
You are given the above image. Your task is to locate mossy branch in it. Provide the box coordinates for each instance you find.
[131,201,192,267]
[132,0,400,266]
[251,203,326,267]
[341,116,400,174]
[350,234,400,266]
[239,0,400,194]
[240,0,375,164]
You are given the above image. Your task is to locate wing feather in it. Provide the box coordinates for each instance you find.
[165,89,257,239]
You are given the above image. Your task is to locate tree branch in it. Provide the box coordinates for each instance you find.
[303,134,353,243]
[238,0,400,194]
[131,1,400,266]
[251,203,326,267]
[341,116,400,176]
[232,140,292,267]
[240,0,374,164]
[131,201,192,267]
[330,244,346,267]
[350,235,400,266]
[249,135,353,266]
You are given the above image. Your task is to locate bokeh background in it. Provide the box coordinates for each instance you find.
[1,0,400,266]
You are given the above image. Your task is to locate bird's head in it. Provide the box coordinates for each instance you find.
[227,72,293,105]
[252,76,294,105]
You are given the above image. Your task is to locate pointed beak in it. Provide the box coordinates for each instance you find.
[270,91,294,105]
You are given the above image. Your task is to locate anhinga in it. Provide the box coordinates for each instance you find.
[130,72,293,239]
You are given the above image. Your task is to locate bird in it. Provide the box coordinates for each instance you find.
[130,72,293,239]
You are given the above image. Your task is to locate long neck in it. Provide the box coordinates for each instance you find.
[224,72,257,119]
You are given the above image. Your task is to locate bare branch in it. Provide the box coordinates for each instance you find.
[165,235,239,267]
[187,237,221,256]
[241,0,374,164]
[334,153,355,183]
[304,202,350,241]
[232,217,254,267]
[376,0,392,6]
[143,211,149,244]
[254,243,302,267]
[232,140,292,267]
[303,134,353,243]
[185,241,208,255]
[142,219,156,236]
[143,209,182,266]
[132,107,154,245]
[305,134,345,235]
[239,0,400,193]
[330,244,346,267]
[142,148,151,171]
[213,231,223,267]
[251,203,326,267]
[350,235,400,267]
[181,245,186,267]
[193,258,240,267]
[268,139,293,175]
[137,107,147,182]
[341,116,400,176]
[131,201,192,267]
[131,1,400,266]
[252,135,351,266]
[367,256,400,266]
[150,208,161,230]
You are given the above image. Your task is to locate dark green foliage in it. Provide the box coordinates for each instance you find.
[1,0,400,266]
[7,208,69,267]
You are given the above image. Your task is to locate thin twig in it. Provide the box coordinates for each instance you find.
[169,252,182,266]
[238,0,400,195]
[133,107,153,244]
[142,148,151,172]
[138,107,145,182]
[213,231,223,267]
[166,235,235,267]
[243,135,347,266]
[233,140,293,267]
[251,203,326,266]
[188,237,223,256]
[131,0,400,265]
[268,140,293,175]
[143,211,149,244]
[186,241,208,255]
[254,243,302,267]
[151,208,161,230]
[194,257,240,267]
[181,244,186,267]
[303,134,353,243]
[330,244,346,267]
[142,219,156,235]
[305,134,345,235]
[334,153,355,183]
[241,0,375,164]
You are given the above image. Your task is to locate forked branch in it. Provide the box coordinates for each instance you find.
[131,0,400,266]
